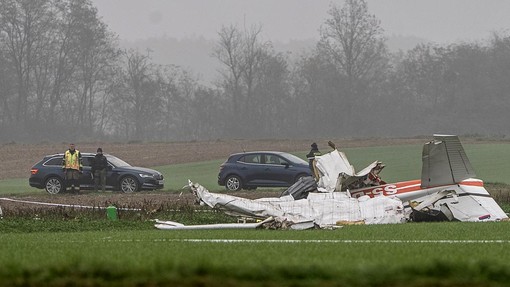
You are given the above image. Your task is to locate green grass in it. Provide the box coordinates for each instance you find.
[0,178,35,195]
[1,220,510,286]
[2,142,510,286]
[155,159,225,191]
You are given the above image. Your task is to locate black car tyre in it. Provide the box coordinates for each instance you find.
[120,176,139,193]
[225,175,242,191]
[45,176,64,194]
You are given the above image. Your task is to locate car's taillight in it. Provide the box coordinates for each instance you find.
[30,168,38,175]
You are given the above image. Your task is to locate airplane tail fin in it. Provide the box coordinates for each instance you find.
[421,134,476,188]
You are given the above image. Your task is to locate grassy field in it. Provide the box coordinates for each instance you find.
[1,219,510,286]
[2,142,510,286]
[2,142,510,194]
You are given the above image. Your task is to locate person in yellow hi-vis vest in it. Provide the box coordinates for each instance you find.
[62,143,83,193]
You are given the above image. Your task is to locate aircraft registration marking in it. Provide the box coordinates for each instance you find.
[349,179,483,198]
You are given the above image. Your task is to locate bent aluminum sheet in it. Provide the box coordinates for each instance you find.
[411,181,508,222]
[188,181,405,228]
[315,150,381,192]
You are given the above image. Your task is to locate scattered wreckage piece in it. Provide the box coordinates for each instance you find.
[154,217,275,230]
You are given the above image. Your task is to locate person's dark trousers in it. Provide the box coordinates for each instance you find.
[65,169,80,193]
[94,169,106,192]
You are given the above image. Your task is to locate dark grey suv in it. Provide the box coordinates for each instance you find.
[218,151,311,191]
[29,153,164,194]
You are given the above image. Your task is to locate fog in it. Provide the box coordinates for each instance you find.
[92,0,510,44]
[92,0,510,92]
[1,0,510,143]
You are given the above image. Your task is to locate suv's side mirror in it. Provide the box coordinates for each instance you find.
[107,165,113,170]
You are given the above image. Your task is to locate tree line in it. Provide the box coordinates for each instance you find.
[1,0,509,143]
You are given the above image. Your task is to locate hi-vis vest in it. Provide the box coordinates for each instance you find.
[63,150,82,170]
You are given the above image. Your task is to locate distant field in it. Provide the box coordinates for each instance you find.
[1,220,509,286]
[3,142,510,194]
[342,143,510,184]
[158,143,510,191]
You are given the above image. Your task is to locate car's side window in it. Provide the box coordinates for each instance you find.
[265,155,277,164]
[82,157,92,167]
[277,156,289,165]
[44,157,62,166]
[240,154,261,164]
[265,155,286,165]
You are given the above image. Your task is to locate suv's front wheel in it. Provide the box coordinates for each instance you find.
[45,176,64,194]
[225,175,242,191]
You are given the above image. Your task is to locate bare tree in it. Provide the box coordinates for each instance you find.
[0,43,16,128]
[291,51,345,137]
[213,25,245,134]
[68,0,120,135]
[240,25,270,125]
[318,0,388,131]
[113,49,167,141]
[213,24,283,137]
[319,0,386,83]
[0,0,52,124]
[124,50,153,140]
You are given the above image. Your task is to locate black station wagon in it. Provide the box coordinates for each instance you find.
[29,153,164,194]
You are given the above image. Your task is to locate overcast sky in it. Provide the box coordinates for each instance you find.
[91,0,510,44]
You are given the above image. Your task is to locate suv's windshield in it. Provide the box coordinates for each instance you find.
[106,155,131,167]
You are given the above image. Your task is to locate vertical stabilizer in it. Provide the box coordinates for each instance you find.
[421,135,476,188]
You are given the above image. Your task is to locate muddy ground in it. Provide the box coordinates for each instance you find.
[0,136,501,216]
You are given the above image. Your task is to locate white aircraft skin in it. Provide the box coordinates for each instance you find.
[349,178,508,221]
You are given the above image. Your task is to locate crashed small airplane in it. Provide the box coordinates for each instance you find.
[156,135,508,230]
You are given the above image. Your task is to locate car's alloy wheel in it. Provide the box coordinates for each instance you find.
[45,177,63,194]
[225,175,242,191]
[120,176,139,193]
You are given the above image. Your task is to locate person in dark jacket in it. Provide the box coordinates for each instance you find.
[306,142,321,178]
[91,147,108,192]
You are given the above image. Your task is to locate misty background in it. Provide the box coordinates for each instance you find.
[1,0,510,143]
